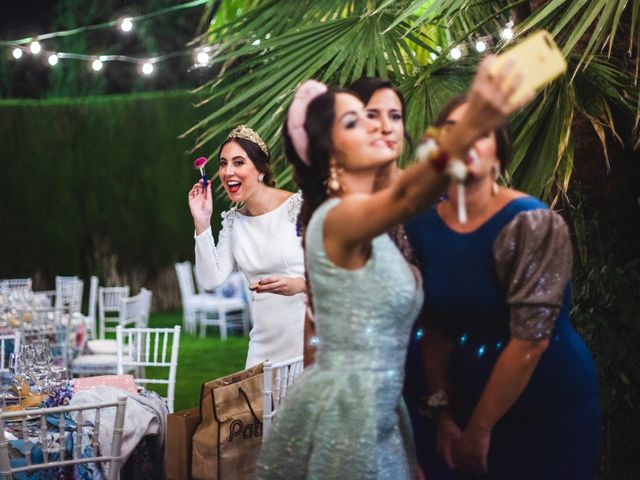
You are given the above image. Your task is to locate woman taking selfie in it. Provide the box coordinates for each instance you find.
[258,56,533,479]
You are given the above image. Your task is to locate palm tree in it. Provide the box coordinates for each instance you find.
[186,0,638,204]
[187,2,639,477]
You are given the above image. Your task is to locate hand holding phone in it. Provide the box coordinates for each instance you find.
[491,30,567,105]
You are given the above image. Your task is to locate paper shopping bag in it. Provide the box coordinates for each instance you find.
[191,363,264,480]
[166,407,201,480]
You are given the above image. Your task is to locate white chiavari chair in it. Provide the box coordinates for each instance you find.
[72,289,151,375]
[116,325,181,413]
[262,356,304,437]
[0,396,127,480]
[84,275,98,342]
[0,278,32,293]
[54,276,83,314]
[97,286,130,340]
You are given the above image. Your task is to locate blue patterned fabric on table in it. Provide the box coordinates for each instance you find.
[5,412,106,480]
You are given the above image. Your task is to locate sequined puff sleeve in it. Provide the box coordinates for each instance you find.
[493,209,573,340]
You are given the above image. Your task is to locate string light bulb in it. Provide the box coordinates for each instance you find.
[91,59,103,71]
[120,17,134,32]
[29,41,42,55]
[12,48,23,59]
[141,61,154,75]
[475,40,487,53]
[501,22,514,41]
[195,50,209,67]
[48,54,59,66]
[450,47,462,60]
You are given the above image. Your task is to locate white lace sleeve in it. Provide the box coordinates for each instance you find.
[286,191,303,224]
[194,209,237,290]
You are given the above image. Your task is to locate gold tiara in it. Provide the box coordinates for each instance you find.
[227,125,270,156]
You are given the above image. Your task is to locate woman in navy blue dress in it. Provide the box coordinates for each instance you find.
[405,95,600,479]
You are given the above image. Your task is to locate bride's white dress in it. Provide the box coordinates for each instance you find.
[194,193,306,367]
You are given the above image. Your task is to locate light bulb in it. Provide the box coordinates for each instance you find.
[29,41,42,55]
[501,27,513,41]
[120,18,133,32]
[450,47,462,60]
[12,48,23,59]
[142,62,154,75]
[92,59,103,71]
[48,54,59,66]
[475,41,487,53]
[195,51,209,66]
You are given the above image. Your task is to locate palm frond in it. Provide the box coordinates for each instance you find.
[187,0,639,205]
[517,0,639,76]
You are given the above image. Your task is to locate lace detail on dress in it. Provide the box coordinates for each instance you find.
[220,207,239,229]
[286,192,303,223]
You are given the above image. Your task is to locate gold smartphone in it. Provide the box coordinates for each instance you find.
[491,30,567,104]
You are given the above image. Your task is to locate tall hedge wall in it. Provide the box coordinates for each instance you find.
[0,90,228,309]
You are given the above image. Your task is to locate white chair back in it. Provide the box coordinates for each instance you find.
[98,286,130,338]
[0,396,127,480]
[54,276,83,314]
[116,325,181,413]
[0,278,32,292]
[0,333,20,373]
[175,261,196,299]
[19,308,69,369]
[118,289,152,330]
[262,356,304,437]
[85,275,99,340]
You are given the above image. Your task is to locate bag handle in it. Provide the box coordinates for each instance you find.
[239,386,261,425]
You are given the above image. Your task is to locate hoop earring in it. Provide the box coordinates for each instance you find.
[326,166,341,194]
[258,173,265,183]
[491,165,500,195]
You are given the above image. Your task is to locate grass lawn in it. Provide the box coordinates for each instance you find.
[146,310,249,412]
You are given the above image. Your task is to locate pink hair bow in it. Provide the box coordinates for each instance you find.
[287,80,328,165]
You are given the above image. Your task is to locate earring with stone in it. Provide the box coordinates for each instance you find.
[491,164,500,195]
[326,165,341,194]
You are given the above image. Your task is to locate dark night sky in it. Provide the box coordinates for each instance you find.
[0,1,57,39]
[0,1,208,97]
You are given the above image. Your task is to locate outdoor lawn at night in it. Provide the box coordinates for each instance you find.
[1,1,639,479]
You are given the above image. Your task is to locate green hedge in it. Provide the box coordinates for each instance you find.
[0,90,229,301]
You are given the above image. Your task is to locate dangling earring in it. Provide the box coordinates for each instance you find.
[326,166,341,194]
[258,173,265,183]
[491,165,500,195]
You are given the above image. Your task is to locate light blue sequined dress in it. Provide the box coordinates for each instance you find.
[258,198,423,480]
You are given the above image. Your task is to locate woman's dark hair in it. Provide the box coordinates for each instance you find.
[348,76,413,153]
[218,136,276,187]
[283,88,353,231]
[432,94,512,173]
